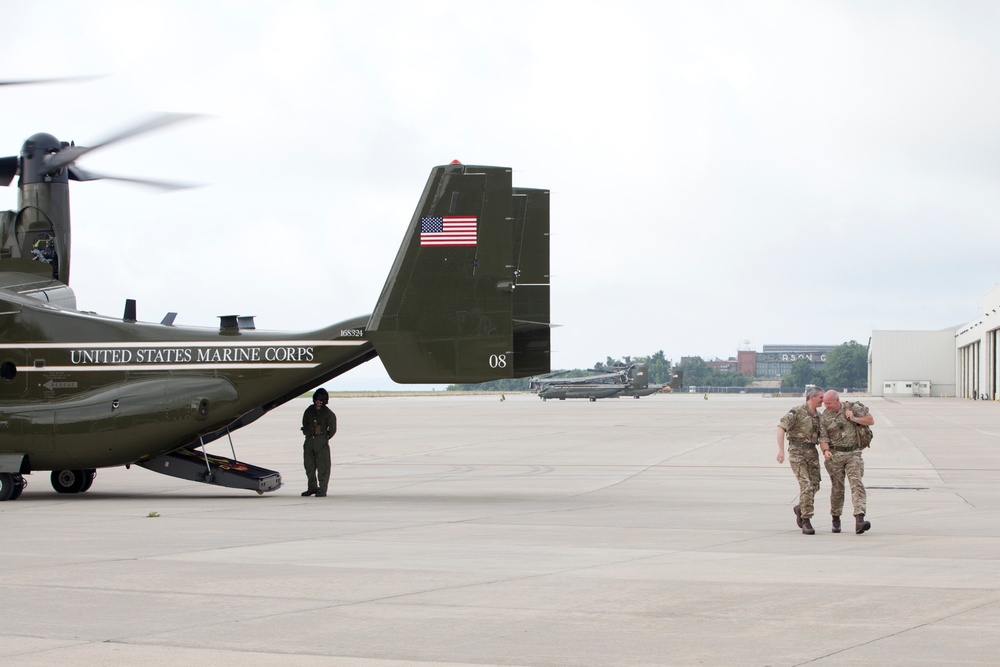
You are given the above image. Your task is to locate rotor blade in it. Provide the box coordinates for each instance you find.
[0,75,103,87]
[88,112,202,151]
[68,165,197,191]
[0,156,17,186]
[43,112,202,172]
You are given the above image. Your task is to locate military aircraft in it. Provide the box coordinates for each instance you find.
[528,367,629,392]
[537,383,625,401]
[533,364,680,401]
[618,366,682,398]
[0,103,551,500]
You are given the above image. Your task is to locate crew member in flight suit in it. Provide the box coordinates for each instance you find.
[301,388,336,497]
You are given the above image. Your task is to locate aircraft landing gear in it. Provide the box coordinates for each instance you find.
[51,469,97,494]
[0,473,26,501]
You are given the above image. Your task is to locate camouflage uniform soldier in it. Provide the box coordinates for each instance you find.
[819,390,874,534]
[776,386,824,535]
[301,388,337,497]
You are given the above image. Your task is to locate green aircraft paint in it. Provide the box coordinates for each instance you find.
[0,120,550,500]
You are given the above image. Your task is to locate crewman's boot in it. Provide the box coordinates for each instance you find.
[832,516,841,533]
[801,518,815,535]
[793,505,803,528]
[855,514,871,534]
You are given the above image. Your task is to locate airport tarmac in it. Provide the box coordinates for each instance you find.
[1,393,998,666]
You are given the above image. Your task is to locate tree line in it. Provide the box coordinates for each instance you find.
[780,340,868,390]
[448,341,868,391]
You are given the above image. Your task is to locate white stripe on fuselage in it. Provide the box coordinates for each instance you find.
[0,339,369,372]
[0,340,368,349]
[19,363,320,372]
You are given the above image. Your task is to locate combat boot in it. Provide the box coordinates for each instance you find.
[793,505,803,528]
[855,514,871,534]
[801,518,815,535]
[832,516,841,533]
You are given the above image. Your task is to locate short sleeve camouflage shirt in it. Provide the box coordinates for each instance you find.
[779,403,820,444]
[819,400,870,448]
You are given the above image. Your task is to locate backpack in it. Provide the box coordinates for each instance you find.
[856,423,873,449]
[846,401,873,448]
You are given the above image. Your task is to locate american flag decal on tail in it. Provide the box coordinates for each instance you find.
[419,215,477,247]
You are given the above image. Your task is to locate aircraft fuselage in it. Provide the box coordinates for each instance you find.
[620,386,664,398]
[0,294,373,471]
[537,384,624,401]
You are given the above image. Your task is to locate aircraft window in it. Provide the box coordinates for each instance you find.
[0,362,16,380]
[30,232,57,264]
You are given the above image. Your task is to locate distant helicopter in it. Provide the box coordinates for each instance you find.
[527,367,629,392]
[0,79,551,499]
[531,364,682,401]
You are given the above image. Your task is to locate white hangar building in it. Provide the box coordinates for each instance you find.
[868,284,1000,399]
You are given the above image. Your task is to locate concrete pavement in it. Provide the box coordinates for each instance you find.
[1,393,997,666]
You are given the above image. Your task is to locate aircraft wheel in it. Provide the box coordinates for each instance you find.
[9,475,25,500]
[81,469,97,492]
[51,469,88,494]
[634,395,640,399]
[0,473,16,501]
[589,397,596,402]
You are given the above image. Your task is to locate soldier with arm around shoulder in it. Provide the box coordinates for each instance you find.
[776,386,824,535]
[819,390,873,534]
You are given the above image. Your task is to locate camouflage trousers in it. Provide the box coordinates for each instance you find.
[825,449,866,516]
[788,445,821,519]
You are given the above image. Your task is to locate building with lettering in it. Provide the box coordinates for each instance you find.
[751,344,835,379]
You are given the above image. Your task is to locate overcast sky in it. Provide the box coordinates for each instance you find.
[3,1,998,389]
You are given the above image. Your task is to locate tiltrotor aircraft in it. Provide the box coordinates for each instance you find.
[0,97,550,500]
[533,364,681,401]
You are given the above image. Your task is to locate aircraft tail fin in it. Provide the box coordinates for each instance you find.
[368,163,551,383]
[670,370,684,390]
[630,363,649,390]
[510,187,551,378]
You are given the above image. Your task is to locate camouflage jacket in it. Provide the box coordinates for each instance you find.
[820,401,870,449]
[778,403,820,444]
[301,405,337,441]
